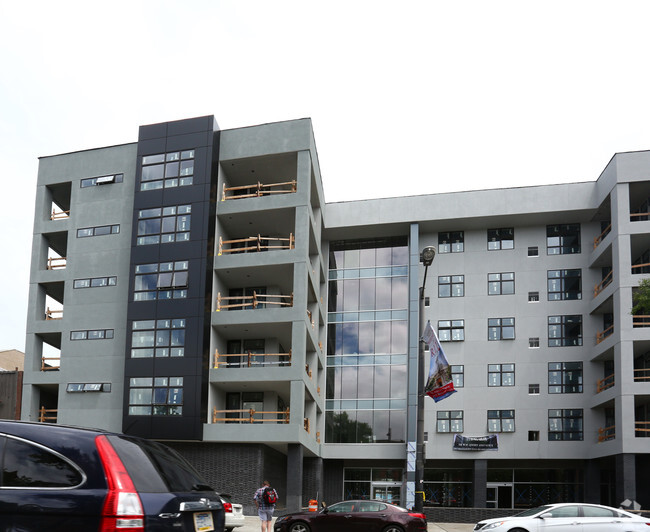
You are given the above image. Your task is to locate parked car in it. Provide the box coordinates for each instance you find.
[474,502,650,531]
[273,499,427,532]
[0,420,225,531]
[218,493,244,531]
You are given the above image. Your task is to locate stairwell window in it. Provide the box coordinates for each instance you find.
[141,150,195,191]
[137,204,191,245]
[134,261,189,301]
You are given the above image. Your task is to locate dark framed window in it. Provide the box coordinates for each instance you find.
[548,315,582,347]
[528,291,539,302]
[137,204,191,245]
[133,261,189,301]
[548,409,583,441]
[141,150,195,191]
[548,362,583,393]
[529,337,540,348]
[451,365,464,388]
[80,173,124,187]
[66,383,111,393]
[438,320,464,342]
[548,269,581,300]
[528,430,540,441]
[438,275,464,297]
[488,272,514,295]
[547,224,580,255]
[488,318,515,340]
[131,319,186,358]
[73,276,117,289]
[70,329,114,340]
[487,228,514,250]
[128,377,183,416]
[488,364,514,386]
[488,410,515,432]
[529,384,540,395]
[438,231,464,253]
[528,246,539,257]
[77,224,120,238]
[437,411,463,433]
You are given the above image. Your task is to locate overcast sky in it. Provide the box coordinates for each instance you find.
[2,0,650,352]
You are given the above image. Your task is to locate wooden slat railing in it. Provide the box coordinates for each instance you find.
[593,223,611,249]
[45,308,63,320]
[304,417,310,433]
[596,325,614,344]
[216,292,293,311]
[630,212,650,221]
[596,373,615,393]
[636,421,650,436]
[47,257,66,269]
[41,356,60,371]
[213,349,291,368]
[634,368,650,381]
[218,234,294,255]
[632,315,650,327]
[598,425,615,442]
[51,209,70,220]
[212,407,290,424]
[594,271,613,297]
[222,180,297,201]
[39,407,58,423]
[305,364,312,379]
[631,262,650,274]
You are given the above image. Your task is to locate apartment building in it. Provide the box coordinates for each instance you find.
[24,116,650,518]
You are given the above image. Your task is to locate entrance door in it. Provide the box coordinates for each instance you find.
[371,483,401,506]
[486,483,513,508]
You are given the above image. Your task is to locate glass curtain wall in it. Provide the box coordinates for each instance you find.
[325,238,409,443]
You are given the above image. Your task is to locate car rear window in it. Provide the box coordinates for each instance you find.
[107,435,212,493]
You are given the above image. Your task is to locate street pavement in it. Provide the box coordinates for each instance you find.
[236,515,475,531]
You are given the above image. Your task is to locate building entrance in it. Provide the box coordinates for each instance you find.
[371,482,402,506]
[486,483,513,508]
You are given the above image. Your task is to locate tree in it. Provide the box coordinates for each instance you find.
[632,278,650,315]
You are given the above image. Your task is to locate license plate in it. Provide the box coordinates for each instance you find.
[193,511,214,532]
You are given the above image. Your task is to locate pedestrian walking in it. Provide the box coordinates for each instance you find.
[253,480,278,532]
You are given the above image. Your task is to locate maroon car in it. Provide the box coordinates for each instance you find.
[273,500,427,532]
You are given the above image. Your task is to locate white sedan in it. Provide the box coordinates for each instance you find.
[474,503,650,531]
[219,493,245,532]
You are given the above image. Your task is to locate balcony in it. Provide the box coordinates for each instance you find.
[634,368,650,382]
[593,223,611,249]
[41,355,60,371]
[597,425,615,442]
[39,407,58,423]
[594,271,613,297]
[50,208,70,220]
[45,308,62,320]
[596,325,614,344]
[212,407,290,424]
[222,179,296,200]
[631,262,650,275]
[47,257,67,270]
[218,234,294,256]
[630,212,650,222]
[632,316,650,328]
[216,292,293,311]
[213,349,292,368]
[596,373,615,393]
[636,421,650,437]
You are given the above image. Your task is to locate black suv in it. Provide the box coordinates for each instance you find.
[0,420,224,531]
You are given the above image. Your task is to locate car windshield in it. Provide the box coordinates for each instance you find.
[515,505,553,517]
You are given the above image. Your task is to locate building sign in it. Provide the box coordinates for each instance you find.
[453,434,498,451]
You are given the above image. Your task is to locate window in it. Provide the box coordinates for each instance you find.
[73,276,117,289]
[70,329,114,340]
[438,275,464,297]
[528,246,539,257]
[529,337,540,348]
[133,261,189,301]
[548,362,583,393]
[437,411,463,433]
[131,319,186,358]
[438,231,464,253]
[137,204,191,245]
[451,365,464,388]
[80,173,124,187]
[488,318,515,340]
[529,384,540,395]
[547,224,580,255]
[488,272,514,295]
[528,430,540,441]
[77,224,120,238]
[548,269,581,300]
[488,410,515,432]
[128,377,183,416]
[548,315,582,346]
[548,409,583,441]
[488,364,515,386]
[140,150,194,191]
[66,383,111,393]
[487,228,514,250]
[528,292,539,302]
[438,320,464,342]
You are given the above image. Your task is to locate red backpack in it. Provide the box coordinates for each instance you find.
[263,486,277,505]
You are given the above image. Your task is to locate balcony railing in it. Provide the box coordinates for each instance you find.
[598,425,615,442]
[594,271,613,297]
[216,292,293,311]
[213,349,291,368]
[636,421,650,437]
[39,407,58,423]
[632,315,650,327]
[51,209,70,220]
[304,417,310,433]
[593,223,611,249]
[222,180,297,200]
[47,257,67,269]
[41,356,60,371]
[218,234,294,255]
[45,308,63,320]
[212,407,290,424]
[631,262,650,275]
[634,368,650,381]
[596,373,615,393]
[596,325,614,344]
[630,212,650,222]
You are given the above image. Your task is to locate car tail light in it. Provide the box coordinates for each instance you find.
[223,501,233,513]
[408,512,427,519]
[96,435,145,531]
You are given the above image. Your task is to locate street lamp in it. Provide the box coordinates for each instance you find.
[415,245,436,513]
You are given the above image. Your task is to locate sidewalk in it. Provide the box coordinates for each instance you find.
[239,515,474,531]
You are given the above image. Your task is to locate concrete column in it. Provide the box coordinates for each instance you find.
[583,460,600,503]
[286,444,304,512]
[473,459,487,508]
[615,453,636,506]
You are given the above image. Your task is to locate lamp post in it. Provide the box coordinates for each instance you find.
[415,245,436,514]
